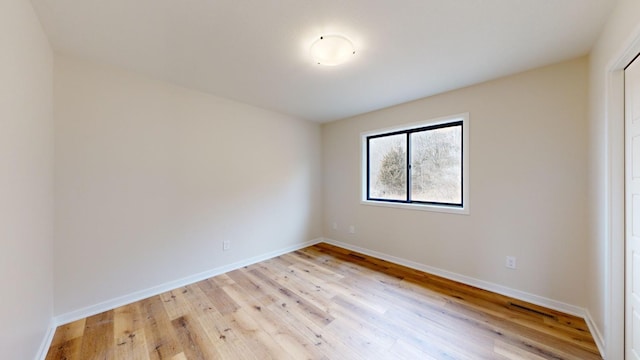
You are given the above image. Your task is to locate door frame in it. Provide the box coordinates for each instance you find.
[606,30,640,360]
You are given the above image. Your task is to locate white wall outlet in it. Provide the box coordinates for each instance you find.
[223,240,231,251]
[332,222,338,230]
[349,225,356,234]
[505,256,517,269]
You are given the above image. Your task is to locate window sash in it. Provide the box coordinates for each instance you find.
[366,121,463,207]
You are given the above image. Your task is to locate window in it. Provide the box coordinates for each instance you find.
[362,113,469,214]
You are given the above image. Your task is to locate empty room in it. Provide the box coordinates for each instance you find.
[3,0,640,359]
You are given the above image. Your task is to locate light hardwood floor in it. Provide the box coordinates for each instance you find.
[46,243,602,359]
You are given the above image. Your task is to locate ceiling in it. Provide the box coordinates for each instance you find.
[30,0,616,123]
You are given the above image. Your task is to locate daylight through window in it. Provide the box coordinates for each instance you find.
[364,115,468,212]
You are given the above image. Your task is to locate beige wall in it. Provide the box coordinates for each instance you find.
[323,57,588,307]
[54,56,323,315]
[587,0,640,358]
[0,0,54,358]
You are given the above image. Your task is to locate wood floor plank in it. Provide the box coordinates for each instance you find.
[113,328,150,360]
[197,278,239,315]
[263,301,367,360]
[242,267,335,327]
[139,296,183,359]
[386,338,441,360]
[49,318,86,348]
[113,302,145,344]
[45,337,82,360]
[219,291,295,360]
[46,243,603,359]
[242,263,369,360]
[252,259,336,303]
[78,311,114,359]
[171,315,222,360]
[222,280,317,359]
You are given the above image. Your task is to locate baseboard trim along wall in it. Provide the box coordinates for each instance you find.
[37,238,321,360]
[44,237,604,359]
[52,238,323,327]
[583,308,606,359]
[36,321,57,360]
[321,238,606,356]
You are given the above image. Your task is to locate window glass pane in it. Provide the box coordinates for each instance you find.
[369,134,407,200]
[410,125,462,204]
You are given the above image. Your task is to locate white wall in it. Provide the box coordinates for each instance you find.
[587,0,640,358]
[54,56,322,316]
[323,57,588,307]
[0,0,54,358]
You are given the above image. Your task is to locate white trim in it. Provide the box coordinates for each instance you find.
[359,199,469,215]
[604,23,640,360]
[44,237,600,357]
[53,238,323,326]
[360,112,470,215]
[322,238,587,317]
[35,321,56,360]
[605,64,625,360]
[584,308,607,359]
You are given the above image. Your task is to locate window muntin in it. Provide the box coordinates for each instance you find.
[366,120,464,208]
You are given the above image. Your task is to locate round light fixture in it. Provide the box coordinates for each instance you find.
[310,35,356,66]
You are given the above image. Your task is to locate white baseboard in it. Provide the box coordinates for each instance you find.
[583,308,606,359]
[53,238,323,327]
[35,320,56,360]
[321,238,588,317]
[46,237,605,359]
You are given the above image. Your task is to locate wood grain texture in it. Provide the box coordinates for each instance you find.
[46,243,602,359]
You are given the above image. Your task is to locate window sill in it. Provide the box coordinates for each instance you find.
[361,199,469,215]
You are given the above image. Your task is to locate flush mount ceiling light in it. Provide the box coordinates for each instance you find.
[310,35,356,66]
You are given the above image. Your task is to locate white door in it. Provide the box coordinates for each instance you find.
[626,54,640,359]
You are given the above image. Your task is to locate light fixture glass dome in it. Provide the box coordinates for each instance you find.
[310,35,356,66]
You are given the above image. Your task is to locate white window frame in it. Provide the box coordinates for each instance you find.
[360,113,470,215]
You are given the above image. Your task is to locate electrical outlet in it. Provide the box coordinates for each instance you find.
[349,225,356,234]
[223,240,231,251]
[332,222,338,230]
[505,256,516,269]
